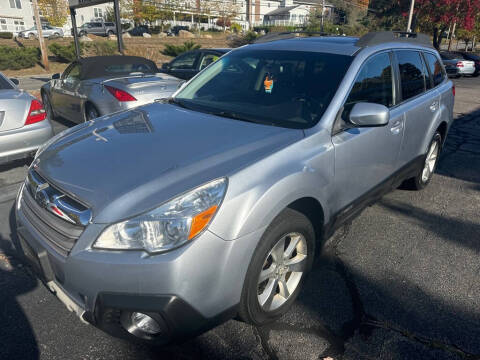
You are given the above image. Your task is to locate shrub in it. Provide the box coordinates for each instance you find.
[230,23,242,34]
[0,32,13,39]
[161,41,201,57]
[49,42,77,62]
[228,31,258,47]
[83,41,117,56]
[0,46,39,70]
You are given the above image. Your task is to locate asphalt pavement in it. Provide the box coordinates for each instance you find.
[0,76,479,360]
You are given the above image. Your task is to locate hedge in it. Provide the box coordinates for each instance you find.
[0,46,40,70]
[161,41,200,57]
[0,32,13,39]
[49,41,118,63]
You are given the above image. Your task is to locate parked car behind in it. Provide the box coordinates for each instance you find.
[440,51,476,76]
[160,48,230,80]
[453,52,480,77]
[16,32,454,345]
[0,72,53,164]
[168,25,190,36]
[41,55,182,123]
[18,24,64,39]
[128,25,150,37]
[72,21,116,37]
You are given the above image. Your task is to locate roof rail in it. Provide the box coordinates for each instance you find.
[356,31,432,48]
[254,31,329,44]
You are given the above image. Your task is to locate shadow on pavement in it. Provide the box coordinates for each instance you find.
[0,206,39,359]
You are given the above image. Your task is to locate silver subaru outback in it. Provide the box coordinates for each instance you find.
[15,32,454,344]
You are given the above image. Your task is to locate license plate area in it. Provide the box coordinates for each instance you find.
[19,234,54,282]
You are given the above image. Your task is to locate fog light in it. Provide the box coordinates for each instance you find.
[130,312,162,335]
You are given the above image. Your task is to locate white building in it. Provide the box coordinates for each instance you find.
[0,0,34,34]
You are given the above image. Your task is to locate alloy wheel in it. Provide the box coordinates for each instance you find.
[257,232,307,312]
[422,139,439,183]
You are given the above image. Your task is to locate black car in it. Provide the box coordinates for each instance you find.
[160,48,230,80]
[128,25,151,37]
[454,52,480,76]
[169,25,190,36]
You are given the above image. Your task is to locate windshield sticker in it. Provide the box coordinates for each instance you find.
[264,74,274,94]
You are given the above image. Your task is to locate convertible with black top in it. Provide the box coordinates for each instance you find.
[41,56,183,123]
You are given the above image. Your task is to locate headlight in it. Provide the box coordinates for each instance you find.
[94,178,227,253]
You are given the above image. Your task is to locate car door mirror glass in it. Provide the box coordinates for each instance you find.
[349,102,389,127]
[52,73,60,79]
[162,63,170,70]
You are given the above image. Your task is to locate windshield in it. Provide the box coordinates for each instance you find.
[0,75,14,90]
[174,49,352,129]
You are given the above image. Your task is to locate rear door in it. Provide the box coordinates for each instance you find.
[331,51,404,220]
[394,50,439,168]
[90,22,104,35]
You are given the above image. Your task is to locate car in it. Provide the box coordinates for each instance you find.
[440,51,476,76]
[0,72,53,164]
[18,24,64,39]
[41,55,183,123]
[160,48,230,80]
[15,31,454,345]
[72,21,116,37]
[453,52,480,77]
[169,25,190,36]
[128,25,151,36]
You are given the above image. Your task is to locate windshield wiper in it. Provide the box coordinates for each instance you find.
[167,97,191,110]
[210,110,267,125]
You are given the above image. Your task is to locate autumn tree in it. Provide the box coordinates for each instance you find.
[215,0,240,31]
[409,0,480,50]
[38,0,68,27]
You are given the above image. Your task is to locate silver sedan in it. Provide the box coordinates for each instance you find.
[41,56,183,123]
[0,73,54,164]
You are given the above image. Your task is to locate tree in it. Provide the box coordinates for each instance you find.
[410,0,480,50]
[215,0,240,32]
[37,0,68,27]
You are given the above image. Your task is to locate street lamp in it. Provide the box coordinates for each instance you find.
[406,0,415,33]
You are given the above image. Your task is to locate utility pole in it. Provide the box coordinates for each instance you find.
[321,0,325,33]
[406,0,415,33]
[32,0,49,71]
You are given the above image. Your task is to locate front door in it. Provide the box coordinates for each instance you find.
[331,52,404,221]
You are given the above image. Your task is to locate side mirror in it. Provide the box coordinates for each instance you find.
[10,78,19,85]
[349,102,389,127]
[161,63,170,70]
[52,73,60,79]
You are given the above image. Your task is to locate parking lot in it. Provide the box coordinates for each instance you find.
[0,75,479,359]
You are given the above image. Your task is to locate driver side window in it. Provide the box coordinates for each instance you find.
[63,64,81,83]
[170,52,197,70]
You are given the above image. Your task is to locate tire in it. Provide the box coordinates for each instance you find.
[107,30,114,36]
[404,131,442,191]
[41,92,55,120]
[79,31,86,37]
[28,33,35,39]
[85,103,100,121]
[238,208,315,326]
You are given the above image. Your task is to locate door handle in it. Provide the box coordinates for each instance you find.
[430,101,439,112]
[390,120,403,135]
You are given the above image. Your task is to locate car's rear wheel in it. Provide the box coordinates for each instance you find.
[404,131,442,190]
[107,30,114,36]
[85,104,100,121]
[28,33,35,39]
[238,208,315,326]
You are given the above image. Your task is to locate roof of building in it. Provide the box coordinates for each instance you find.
[265,6,299,16]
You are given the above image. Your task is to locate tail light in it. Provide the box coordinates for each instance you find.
[456,61,464,67]
[452,85,455,97]
[25,99,47,125]
[105,85,136,102]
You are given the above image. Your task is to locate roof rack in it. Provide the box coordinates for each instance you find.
[356,31,432,48]
[254,31,329,44]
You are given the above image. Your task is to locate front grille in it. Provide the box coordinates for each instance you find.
[20,170,90,256]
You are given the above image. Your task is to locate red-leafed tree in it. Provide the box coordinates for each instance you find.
[411,0,480,49]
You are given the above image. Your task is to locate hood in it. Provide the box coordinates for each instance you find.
[35,103,303,223]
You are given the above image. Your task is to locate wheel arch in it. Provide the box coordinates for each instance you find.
[286,197,325,243]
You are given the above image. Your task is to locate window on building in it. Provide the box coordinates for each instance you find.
[94,8,103,18]
[0,19,7,31]
[15,0,22,9]
[9,0,15,8]
[14,20,25,31]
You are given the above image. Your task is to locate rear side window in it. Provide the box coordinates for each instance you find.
[0,75,14,89]
[396,50,426,101]
[345,52,394,109]
[105,22,114,26]
[424,53,445,87]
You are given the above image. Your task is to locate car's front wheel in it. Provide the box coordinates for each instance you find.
[28,33,35,39]
[238,208,315,326]
[85,104,100,121]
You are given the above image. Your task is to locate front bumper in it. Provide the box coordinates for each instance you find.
[15,188,263,341]
[0,120,53,165]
